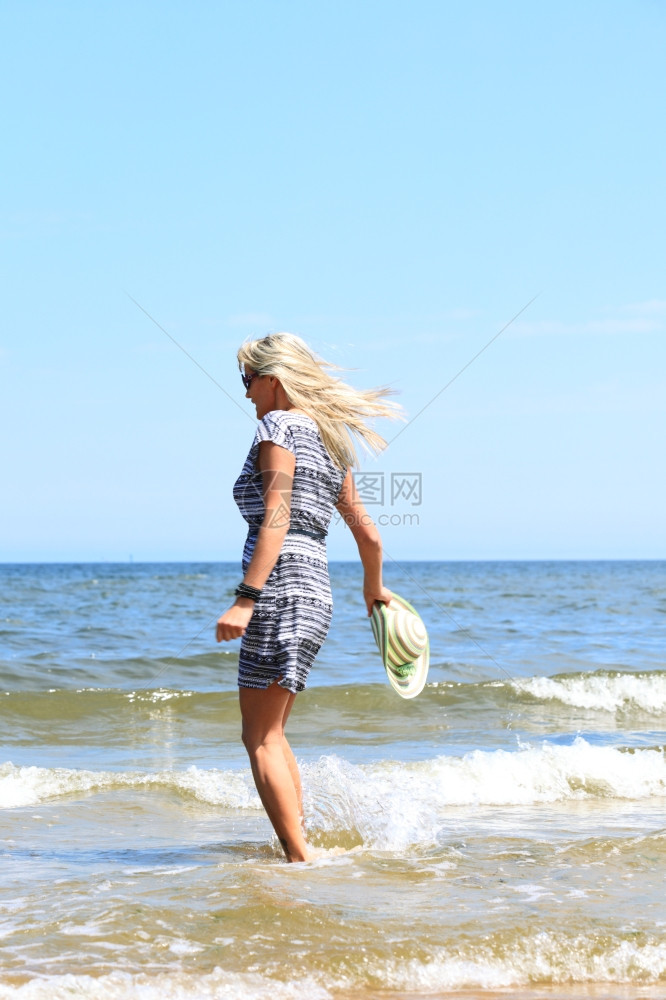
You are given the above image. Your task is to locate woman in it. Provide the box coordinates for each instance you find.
[216,333,401,862]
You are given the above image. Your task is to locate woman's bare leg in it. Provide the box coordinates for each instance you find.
[279,691,304,830]
[239,682,308,862]
[280,737,304,831]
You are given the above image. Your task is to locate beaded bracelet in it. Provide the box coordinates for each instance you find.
[235,582,262,601]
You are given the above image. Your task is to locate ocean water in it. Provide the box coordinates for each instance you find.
[1,560,665,1000]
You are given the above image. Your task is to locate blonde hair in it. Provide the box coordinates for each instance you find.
[237,332,403,469]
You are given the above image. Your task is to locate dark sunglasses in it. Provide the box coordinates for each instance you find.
[241,369,259,390]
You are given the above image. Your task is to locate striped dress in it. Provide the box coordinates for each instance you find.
[233,410,346,693]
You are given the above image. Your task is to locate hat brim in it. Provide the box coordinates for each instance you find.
[371,592,430,699]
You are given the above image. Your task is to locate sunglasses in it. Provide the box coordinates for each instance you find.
[241,369,259,390]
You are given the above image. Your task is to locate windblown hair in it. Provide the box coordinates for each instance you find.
[237,332,404,469]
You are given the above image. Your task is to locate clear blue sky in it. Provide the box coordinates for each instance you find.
[2,0,665,562]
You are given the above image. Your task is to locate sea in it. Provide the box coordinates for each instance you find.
[1,560,665,1000]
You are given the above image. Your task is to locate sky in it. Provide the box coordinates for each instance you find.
[1,0,665,562]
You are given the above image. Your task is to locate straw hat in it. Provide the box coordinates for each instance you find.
[370,592,430,699]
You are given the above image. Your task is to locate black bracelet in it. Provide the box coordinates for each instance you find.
[235,582,262,601]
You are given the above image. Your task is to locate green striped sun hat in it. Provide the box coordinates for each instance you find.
[370,592,430,699]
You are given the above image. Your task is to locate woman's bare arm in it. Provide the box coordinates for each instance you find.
[216,441,294,641]
[243,440,294,588]
[336,468,392,616]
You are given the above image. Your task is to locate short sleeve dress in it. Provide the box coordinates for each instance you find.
[233,410,347,693]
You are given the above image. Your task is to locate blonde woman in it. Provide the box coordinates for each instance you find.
[216,333,401,862]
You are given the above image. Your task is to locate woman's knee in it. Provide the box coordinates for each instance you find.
[241,729,261,758]
[241,719,259,755]
[242,722,283,757]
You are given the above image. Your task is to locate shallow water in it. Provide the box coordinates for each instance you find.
[1,561,665,998]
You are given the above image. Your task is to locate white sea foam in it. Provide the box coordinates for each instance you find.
[0,969,332,1000]
[379,931,666,989]
[304,739,666,846]
[2,739,664,838]
[1,933,663,995]
[511,670,666,713]
[0,762,260,811]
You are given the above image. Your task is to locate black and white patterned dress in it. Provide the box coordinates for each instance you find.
[233,410,346,693]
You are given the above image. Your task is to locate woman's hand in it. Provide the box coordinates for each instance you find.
[363,586,392,617]
[216,600,255,642]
